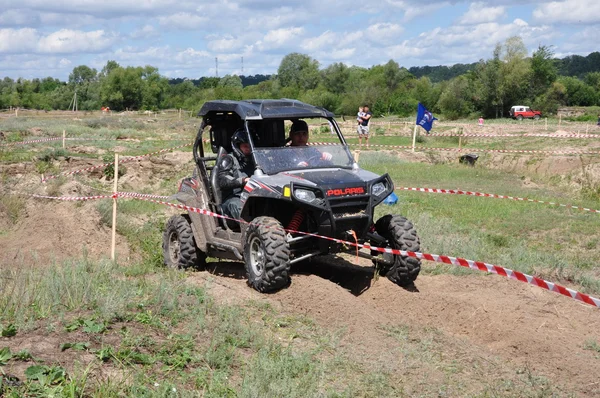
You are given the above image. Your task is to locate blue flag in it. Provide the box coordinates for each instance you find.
[416,103,437,132]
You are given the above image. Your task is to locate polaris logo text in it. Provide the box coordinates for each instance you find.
[326,187,365,196]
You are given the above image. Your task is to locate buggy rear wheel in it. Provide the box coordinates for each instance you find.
[244,216,291,292]
[163,214,206,269]
[373,214,421,286]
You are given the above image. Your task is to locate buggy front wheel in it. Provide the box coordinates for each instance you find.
[373,214,421,286]
[244,217,291,292]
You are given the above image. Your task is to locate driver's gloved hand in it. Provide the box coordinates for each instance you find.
[321,152,333,161]
[297,161,309,167]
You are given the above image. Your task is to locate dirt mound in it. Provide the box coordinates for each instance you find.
[189,257,600,396]
[0,199,130,267]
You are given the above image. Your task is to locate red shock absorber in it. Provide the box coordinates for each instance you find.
[287,209,305,232]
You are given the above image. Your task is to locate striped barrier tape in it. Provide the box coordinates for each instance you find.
[125,196,599,309]
[396,187,600,214]
[2,136,195,147]
[71,179,171,199]
[1,137,64,146]
[309,142,600,155]
[41,142,193,182]
[117,191,171,200]
[363,133,600,139]
[14,192,115,201]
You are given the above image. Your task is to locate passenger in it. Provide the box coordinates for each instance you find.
[217,128,255,221]
[288,120,333,167]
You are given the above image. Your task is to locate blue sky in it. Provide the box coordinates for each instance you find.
[0,0,598,81]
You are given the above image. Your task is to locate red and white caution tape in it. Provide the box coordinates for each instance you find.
[396,186,600,214]
[41,142,193,182]
[1,137,64,146]
[309,142,600,155]
[117,191,170,200]
[358,144,600,155]
[126,196,599,309]
[369,133,600,139]
[15,192,114,201]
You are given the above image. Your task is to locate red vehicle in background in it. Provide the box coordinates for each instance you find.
[509,106,542,120]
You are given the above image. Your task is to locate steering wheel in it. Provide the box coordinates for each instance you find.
[297,154,323,167]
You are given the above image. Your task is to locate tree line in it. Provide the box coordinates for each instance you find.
[1,36,599,119]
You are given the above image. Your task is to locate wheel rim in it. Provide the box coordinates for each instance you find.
[248,235,265,276]
[168,231,180,265]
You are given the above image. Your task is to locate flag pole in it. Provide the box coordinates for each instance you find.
[412,124,418,153]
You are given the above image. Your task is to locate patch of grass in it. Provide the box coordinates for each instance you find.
[0,195,26,224]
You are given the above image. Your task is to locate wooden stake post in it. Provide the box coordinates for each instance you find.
[412,124,419,152]
[111,154,119,261]
[62,130,66,149]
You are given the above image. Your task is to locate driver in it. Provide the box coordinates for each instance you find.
[289,120,333,167]
[218,128,255,221]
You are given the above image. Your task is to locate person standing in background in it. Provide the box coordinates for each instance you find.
[358,105,372,148]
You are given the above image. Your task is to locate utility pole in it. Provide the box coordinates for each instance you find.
[241,56,244,75]
[69,91,78,112]
[215,57,218,77]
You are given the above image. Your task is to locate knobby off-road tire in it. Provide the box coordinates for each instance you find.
[517,115,524,121]
[374,214,421,287]
[244,216,291,293]
[163,214,206,270]
[534,115,541,120]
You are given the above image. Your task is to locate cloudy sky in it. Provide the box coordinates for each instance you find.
[0,0,598,81]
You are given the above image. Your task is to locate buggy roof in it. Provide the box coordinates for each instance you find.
[197,99,334,120]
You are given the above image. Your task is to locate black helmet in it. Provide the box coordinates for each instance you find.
[231,128,250,161]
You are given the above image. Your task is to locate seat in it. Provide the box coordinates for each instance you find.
[210,147,228,227]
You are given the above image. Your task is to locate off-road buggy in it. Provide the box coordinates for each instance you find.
[162,99,421,292]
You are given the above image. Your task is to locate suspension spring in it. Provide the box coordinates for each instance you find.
[287,209,305,232]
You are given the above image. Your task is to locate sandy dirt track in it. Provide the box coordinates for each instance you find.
[195,256,600,396]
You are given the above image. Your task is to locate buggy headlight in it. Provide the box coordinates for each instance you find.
[371,182,386,196]
[295,189,316,202]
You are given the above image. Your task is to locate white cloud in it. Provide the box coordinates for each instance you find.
[0,28,117,54]
[175,48,211,63]
[555,26,600,55]
[533,0,600,24]
[37,29,116,54]
[0,29,38,53]
[0,9,38,26]
[206,35,246,52]
[457,2,506,25]
[0,54,75,79]
[158,12,208,30]
[259,27,305,49]
[130,25,159,39]
[384,18,557,66]
[365,23,404,45]
[301,31,338,52]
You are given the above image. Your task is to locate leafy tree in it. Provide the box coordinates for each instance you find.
[558,76,598,106]
[69,65,97,85]
[218,75,243,89]
[100,61,120,78]
[530,45,557,98]
[277,53,320,90]
[100,66,144,110]
[383,60,403,91]
[198,77,220,89]
[321,63,349,94]
[437,76,473,119]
